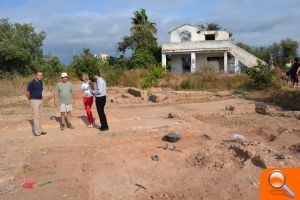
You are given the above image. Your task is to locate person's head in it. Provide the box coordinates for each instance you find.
[93,71,101,80]
[294,57,299,63]
[81,73,89,82]
[36,70,43,81]
[61,72,68,83]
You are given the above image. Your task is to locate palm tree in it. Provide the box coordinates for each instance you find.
[130,9,157,34]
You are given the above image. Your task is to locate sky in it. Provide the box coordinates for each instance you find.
[0,0,299,63]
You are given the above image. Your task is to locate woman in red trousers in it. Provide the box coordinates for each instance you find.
[81,73,94,128]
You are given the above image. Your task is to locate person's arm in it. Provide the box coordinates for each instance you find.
[25,91,30,100]
[72,91,75,105]
[93,80,101,95]
[89,81,95,90]
[26,82,31,100]
[71,84,75,105]
[54,84,58,106]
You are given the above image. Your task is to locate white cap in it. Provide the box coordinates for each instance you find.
[61,72,68,78]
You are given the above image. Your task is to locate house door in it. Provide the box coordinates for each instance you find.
[181,55,191,72]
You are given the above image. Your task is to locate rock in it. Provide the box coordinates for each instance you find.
[232,134,245,144]
[255,103,270,115]
[251,155,267,169]
[226,105,235,111]
[168,112,178,119]
[162,131,181,143]
[194,152,206,166]
[229,145,252,162]
[122,93,129,98]
[128,88,141,97]
[289,143,300,152]
[201,134,211,140]
[232,103,256,115]
[151,154,159,161]
[148,94,167,103]
[275,153,285,161]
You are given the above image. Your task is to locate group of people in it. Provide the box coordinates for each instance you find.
[285,57,300,88]
[26,70,109,136]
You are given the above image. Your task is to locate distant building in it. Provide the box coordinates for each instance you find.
[100,52,109,61]
[161,24,266,73]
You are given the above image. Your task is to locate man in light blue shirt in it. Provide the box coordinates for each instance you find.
[93,71,109,131]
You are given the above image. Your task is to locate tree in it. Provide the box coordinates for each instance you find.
[70,48,100,78]
[198,23,233,37]
[206,23,222,31]
[41,54,65,83]
[237,39,299,67]
[280,38,298,65]
[131,9,157,35]
[118,9,159,68]
[0,18,46,74]
[130,47,157,68]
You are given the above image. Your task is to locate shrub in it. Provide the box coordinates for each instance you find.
[246,62,274,89]
[42,56,65,84]
[173,73,250,91]
[101,65,123,87]
[130,47,158,69]
[71,48,101,79]
[141,65,164,89]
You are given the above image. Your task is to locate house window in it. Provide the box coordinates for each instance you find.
[180,30,191,42]
[205,34,215,40]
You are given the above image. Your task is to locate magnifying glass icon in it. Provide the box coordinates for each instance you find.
[268,170,296,198]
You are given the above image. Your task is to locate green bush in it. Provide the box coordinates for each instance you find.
[100,65,123,86]
[42,55,65,84]
[130,47,158,69]
[246,62,274,89]
[71,48,101,79]
[141,65,164,89]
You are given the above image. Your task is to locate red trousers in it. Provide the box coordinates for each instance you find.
[83,97,94,124]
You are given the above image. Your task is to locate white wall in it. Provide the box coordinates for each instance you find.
[170,24,230,43]
[170,25,200,43]
[199,31,230,41]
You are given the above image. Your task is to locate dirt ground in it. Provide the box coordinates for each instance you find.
[0,87,299,200]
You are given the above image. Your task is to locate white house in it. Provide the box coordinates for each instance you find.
[100,52,109,61]
[161,24,266,74]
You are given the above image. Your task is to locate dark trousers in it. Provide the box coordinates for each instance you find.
[95,96,108,129]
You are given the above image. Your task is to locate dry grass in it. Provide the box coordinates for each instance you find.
[0,75,33,97]
[0,74,59,98]
[158,72,251,91]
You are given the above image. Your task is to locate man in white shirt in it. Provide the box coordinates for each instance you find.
[93,71,109,131]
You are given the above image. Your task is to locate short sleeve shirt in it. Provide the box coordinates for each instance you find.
[290,63,300,74]
[55,82,74,104]
[27,79,43,99]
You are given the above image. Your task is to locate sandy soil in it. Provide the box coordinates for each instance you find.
[0,87,299,200]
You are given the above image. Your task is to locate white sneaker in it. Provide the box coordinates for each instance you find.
[88,124,94,128]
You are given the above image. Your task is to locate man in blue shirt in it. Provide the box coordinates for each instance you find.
[26,70,47,136]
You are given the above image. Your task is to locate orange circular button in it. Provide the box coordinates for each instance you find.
[269,170,286,188]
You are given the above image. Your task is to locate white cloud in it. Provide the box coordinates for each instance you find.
[0,0,299,63]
